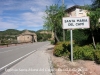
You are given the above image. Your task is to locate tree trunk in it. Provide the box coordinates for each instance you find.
[55,32,60,42]
[51,30,54,40]
[63,29,65,41]
[54,27,60,43]
[91,32,96,49]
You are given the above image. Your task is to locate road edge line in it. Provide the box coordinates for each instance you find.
[0,50,37,74]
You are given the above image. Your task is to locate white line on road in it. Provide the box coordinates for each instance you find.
[0,42,50,73]
[0,50,36,72]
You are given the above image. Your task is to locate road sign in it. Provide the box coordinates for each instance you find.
[62,17,90,29]
[62,17,90,62]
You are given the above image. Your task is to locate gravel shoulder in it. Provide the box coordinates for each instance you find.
[46,45,100,75]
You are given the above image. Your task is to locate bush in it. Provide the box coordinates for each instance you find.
[82,45,94,60]
[54,41,100,64]
[50,40,55,45]
[94,50,100,64]
[96,43,100,49]
[73,46,84,60]
[73,45,94,60]
[0,43,8,45]
[53,42,70,57]
[53,44,64,56]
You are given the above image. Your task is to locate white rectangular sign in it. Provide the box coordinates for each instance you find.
[62,17,90,29]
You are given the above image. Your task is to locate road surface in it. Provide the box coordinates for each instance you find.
[0,41,50,69]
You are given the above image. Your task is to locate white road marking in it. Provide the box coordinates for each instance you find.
[0,42,50,73]
[0,50,36,72]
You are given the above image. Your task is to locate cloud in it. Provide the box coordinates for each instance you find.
[0,0,92,31]
[0,0,54,31]
[0,21,18,30]
[21,11,45,27]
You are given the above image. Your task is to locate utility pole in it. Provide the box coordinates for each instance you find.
[62,0,65,41]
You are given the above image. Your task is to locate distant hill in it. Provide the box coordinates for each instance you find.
[0,29,36,36]
[0,29,52,42]
[36,29,51,34]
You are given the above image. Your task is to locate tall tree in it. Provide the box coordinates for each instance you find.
[82,4,100,49]
[92,0,100,9]
[43,4,66,43]
[87,8,100,49]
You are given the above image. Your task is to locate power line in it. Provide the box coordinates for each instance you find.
[71,0,77,5]
[57,0,60,4]
[83,0,85,5]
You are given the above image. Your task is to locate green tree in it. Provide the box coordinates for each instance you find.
[43,4,66,43]
[92,0,100,9]
[87,8,100,49]
[81,4,100,48]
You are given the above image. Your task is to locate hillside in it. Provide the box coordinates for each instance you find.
[0,29,36,36]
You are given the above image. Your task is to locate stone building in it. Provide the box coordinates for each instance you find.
[65,5,88,17]
[17,30,37,43]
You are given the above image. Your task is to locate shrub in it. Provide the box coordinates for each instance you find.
[53,44,64,56]
[73,45,94,60]
[0,43,8,45]
[73,46,84,60]
[53,42,70,57]
[82,45,94,60]
[83,50,94,60]
[54,41,100,64]
[94,50,100,64]
[50,40,55,45]
[96,43,100,49]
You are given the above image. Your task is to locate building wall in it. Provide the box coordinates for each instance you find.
[34,35,37,42]
[67,8,88,17]
[24,35,32,42]
[70,9,76,17]
[76,8,87,17]
[17,35,33,43]
[67,9,76,17]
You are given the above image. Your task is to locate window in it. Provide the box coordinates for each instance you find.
[79,9,82,12]
[27,37,29,38]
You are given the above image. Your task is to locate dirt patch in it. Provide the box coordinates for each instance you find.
[47,45,100,75]
[0,44,16,48]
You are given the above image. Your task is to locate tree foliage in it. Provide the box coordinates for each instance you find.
[86,3,100,49]
[87,8,100,30]
[92,0,100,9]
[43,4,66,43]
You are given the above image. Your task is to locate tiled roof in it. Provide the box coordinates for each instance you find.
[65,5,82,12]
[21,30,36,36]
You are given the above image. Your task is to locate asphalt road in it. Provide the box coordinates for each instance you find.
[0,41,50,69]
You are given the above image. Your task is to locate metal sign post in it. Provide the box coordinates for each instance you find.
[62,17,90,62]
[70,29,73,62]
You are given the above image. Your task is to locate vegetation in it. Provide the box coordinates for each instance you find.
[94,50,100,64]
[36,32,51,42]
[73,45,94,60]
[87,8,100,49]
[50,0,100,64]
[53,42,70,57]
[0,29,51,45]
[0,29,21,35]
[92,0,100,9]
[0,29,20,45]
[43,4,66,43]
[53,42,100,64]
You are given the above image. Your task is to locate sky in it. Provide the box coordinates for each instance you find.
[0,0,92,31]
